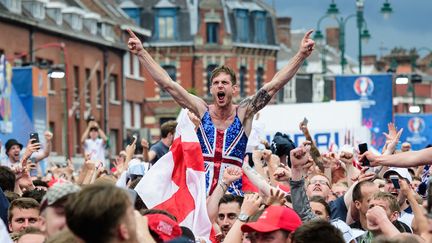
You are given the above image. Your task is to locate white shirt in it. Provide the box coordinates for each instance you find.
[84,138,106,165]
[246,117,266,153]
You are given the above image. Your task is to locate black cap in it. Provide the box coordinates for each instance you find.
[5,139,23,155]
[270,132,296,165]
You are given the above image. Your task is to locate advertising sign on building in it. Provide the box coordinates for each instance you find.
[335,74,393,150]
[395,114,432,150]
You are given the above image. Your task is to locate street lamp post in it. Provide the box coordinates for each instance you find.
[30,43,72,159]
[314,0,391,74]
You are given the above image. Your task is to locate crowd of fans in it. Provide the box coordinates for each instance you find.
[0,117,431,243]
[1,28,432,243]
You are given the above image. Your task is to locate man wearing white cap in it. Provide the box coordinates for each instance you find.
[382,167,414,228]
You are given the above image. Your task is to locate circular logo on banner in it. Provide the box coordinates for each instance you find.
[353,76,374,97]
[408,117,425,134]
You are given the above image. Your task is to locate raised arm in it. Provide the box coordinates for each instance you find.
[127,29,207,117]
[33,131,53,162]
[360,147,432,168]
[80,121,92,145]
[238,30,314,119]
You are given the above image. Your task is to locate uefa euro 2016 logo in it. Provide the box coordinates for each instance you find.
[408,117,425,134]
[353,76,374,97]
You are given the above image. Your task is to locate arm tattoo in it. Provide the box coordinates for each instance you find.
[239,89,272,114]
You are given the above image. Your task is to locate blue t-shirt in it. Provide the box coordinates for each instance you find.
[149,140,169,165]
[0,188,9,226]
[330,196,347,221]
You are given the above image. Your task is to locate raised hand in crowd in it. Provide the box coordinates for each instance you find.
[299,30,315,58]
[224,193,264,243]
[273,164,291,182]
[265,187,286,206]
[141,138,150,162]
[399,179,430,241]
[366,205,399,237]
[127,29,144,55]
[44,131,53,142]
[207,166,243,223]
[383,123,403,155]
[20,138,41,165]
[187,110,201,131]
[125,136,137,165]
[299,119,322,169]
[339,149,360,186]
[223,166,243,187]
[252,150,267,178]
[290,142,312,181]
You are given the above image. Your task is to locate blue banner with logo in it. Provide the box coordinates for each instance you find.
[335,74,393,150]
[395,114,432,151]
[0,66,48,146]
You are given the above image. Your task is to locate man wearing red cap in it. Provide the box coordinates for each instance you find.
[241,205,302,243]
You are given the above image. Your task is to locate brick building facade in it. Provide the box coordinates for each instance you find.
[0,0,150,158]
[119,0,279,140]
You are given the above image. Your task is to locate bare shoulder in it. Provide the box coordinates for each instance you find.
[193,96,209,118]
[238,88,272,118]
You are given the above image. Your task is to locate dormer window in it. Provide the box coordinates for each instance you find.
[253,11,267,44]
[120,1,141,25]
[22,0,46,19]
[46,2,65,26]
[99,22,115,41]
[235,9,249,42]
[84,12,100,35]
[1,0,21,14]
[154,0,178,41]
[62,7,84,31]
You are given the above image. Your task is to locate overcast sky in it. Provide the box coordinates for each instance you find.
[265,0,432,59]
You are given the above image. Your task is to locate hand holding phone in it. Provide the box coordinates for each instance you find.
[358,143,370,166]
[389,175,400,189]
[30,132,39,144]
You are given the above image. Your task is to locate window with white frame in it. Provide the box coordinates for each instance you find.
[133,55,140,78]
[31,1,45,19]
[109,74,119,102]
[133,103,141,129]
[47,8,62,25]
[96,71,102,106]
[85,68,91,105]
[101,23,114,41]
[109,129,118,156]
[124,101,132,128]
[160,65,176,97]
[155,8,177,41]
[84,19,97,35]
[239,66,247,97]
[123,51,131,76]
[1,0,21,13]
[70,14,83,31]
[158,16,174,40]
[284,76,296,103]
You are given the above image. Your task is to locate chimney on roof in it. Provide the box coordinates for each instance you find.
[276,17,291,48]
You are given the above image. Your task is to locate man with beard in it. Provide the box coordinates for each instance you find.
[216,195,243,242]
[127,29,315,195]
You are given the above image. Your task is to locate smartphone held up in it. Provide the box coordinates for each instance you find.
[358,143,369,166]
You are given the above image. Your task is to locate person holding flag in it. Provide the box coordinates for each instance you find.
[126,28,315,195]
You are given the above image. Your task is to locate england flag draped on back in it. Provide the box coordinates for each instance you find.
[135,109,212,242]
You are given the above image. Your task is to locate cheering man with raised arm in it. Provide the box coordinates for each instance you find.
[127,29,315,195]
